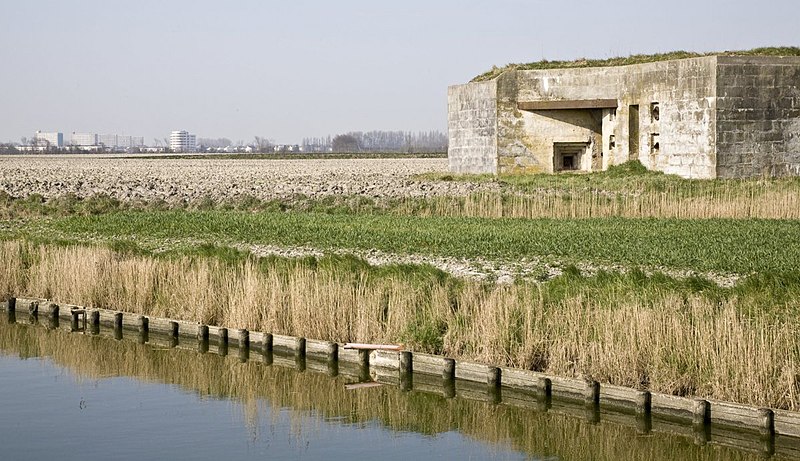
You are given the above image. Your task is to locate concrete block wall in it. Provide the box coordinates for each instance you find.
[447,81,498,174]
[502,57,718,178]
[716,56,800,178]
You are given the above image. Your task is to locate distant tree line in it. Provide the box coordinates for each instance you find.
[303,130,447,153]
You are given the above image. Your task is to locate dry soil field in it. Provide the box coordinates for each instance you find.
[0,155,495,202]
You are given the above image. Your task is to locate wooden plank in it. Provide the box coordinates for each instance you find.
[600,383,644,412]
[548,376,586,401]
[518,99,618,110]
[650,392,695,422]
[306,339,336,359]
[343,343,402,351]
[412,353,447,376]
[775,410,800,438]
[371,349,399,370]
[454,360,489,383]
[337,347,363,364]
[272,334,299,352]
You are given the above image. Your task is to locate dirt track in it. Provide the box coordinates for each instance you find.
[0,155,496,202]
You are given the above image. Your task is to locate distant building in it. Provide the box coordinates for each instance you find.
[170,130,197,152]
[97,134,117,148]
[34,131,63,148]
[70,132,97,146]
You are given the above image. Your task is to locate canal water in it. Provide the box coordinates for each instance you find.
[0,315,791,460]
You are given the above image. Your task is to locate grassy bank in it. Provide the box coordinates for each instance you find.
[15,208,800,275]
[2,240,799,410]
[0,320,768,461]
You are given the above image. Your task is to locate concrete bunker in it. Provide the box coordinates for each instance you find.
[448,53,800,179]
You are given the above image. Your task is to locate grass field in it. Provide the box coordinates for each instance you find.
[11,209,799,275]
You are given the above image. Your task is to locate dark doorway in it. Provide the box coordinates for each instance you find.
[629,105,639,161]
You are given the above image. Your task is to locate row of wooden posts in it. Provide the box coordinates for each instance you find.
[4,296,800,458]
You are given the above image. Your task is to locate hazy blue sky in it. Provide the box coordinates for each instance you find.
[1,0,798,144]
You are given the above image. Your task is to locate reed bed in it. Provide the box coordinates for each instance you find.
[396,186,800,219]
[0,321,769,461]
[2,240,799,410]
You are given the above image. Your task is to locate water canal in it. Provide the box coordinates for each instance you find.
[0,314,793,460]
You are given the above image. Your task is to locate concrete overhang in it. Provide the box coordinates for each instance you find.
[518,99,618,110]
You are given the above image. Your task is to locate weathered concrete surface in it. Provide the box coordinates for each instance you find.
[447,80,498,174]
[716,56,800,178]
[449,55,800,179]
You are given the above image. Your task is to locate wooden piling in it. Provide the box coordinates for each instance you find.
[487,366,501,388]
[138,316,149,333]
[635,390,652,415]
[218,328,229,356]
[535,377,552,399]
[238,329,250,349]
[759,408,775,438]
[399,351,413,375]
[263,333,274,352]
[443,358,455,381]
[584,380,600,407]
[7,297,15,313]
[197,325,209,353]
[693,399,711,428]
[327,342,338,361]
[169,321,179,339]
[113,312,123,331]
[294,337,306,357]
[90,310,100,334]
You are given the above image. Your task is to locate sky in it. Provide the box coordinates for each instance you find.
[1,0,798,145]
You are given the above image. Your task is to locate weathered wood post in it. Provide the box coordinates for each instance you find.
[399,351,413,392]
[584,380,600,407]
[168,321,179,348]
[294,337,307,371]
[90,310,100,335]
[197,325,210,353]
[28,301,39,323]
[137,316,149,344]
[326,342,339,377]
[635,390,652,435]
[534,377,552,412]
[218,328,229,356]
[443,358,455,381]
[442,358,456,399]
[262,333,274,366]
[692,398,711,445]
[487,367,502,404]
[237,329,250,362]
[6,297,16,323]
[358,349,370,382]
[758,407,776,456]
[48,303,59,329]
[113,312,123,330]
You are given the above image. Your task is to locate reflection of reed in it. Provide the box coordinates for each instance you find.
[2,240,799,410]
[0,319,771,461]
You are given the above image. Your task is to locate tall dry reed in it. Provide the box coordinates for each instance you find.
[2,240,798,409]
[398,185,800,219]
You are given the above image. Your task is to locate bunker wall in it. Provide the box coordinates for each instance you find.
[497,57,718,178]
[447,81,498,174]
[716,56,800,178]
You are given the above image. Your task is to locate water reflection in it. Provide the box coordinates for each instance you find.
[0,316,794,461]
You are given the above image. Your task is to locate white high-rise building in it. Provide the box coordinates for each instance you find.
[170,130,197,152]
[34,131,63,147]
[71,132,97,146]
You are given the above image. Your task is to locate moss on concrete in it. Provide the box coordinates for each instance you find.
[472,46,800,82]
